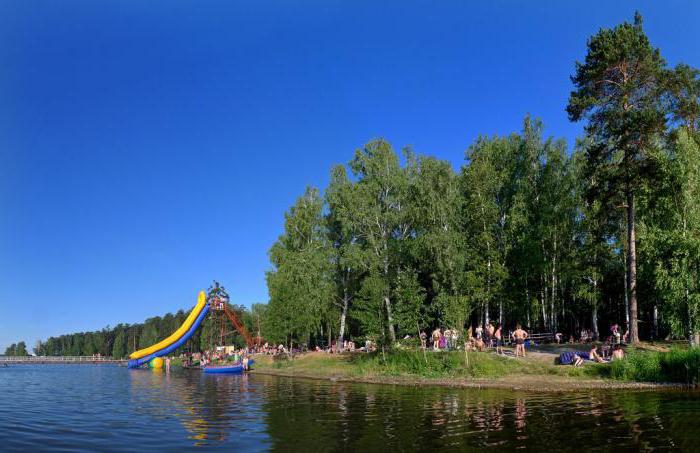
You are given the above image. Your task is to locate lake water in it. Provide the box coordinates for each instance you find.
[1,365,698,451]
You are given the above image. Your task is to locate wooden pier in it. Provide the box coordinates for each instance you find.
[0,356,127,365]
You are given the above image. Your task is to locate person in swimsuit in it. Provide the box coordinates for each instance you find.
[589,344,606,363]
[612,344,625,361]
[475,324,483,341]
[494,324,503,355]
[511,324,528,358]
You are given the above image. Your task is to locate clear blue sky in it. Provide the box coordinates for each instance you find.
[1,1,698,352]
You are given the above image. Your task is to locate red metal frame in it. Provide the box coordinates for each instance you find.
[223,305,256,348]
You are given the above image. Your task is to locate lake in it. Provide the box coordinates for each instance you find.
[0,365,697,450]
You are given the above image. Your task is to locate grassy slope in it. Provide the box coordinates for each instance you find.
[253,349,607,384]
[252,345,700,389]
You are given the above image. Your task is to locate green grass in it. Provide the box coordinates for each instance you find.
[257,349,604,381]
[606,347,700,383]
[352,349,526,378]
[253,346,700,385]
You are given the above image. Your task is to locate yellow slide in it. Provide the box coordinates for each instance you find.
[129,291,208,360]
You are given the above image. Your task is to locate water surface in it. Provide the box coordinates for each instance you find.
[0,365,696,450]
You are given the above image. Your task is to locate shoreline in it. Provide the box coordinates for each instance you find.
[250,367,685,393]
[247,348,696,393]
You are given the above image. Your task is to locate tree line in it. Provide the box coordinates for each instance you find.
[4,342,29,356]
[262,13,700,348]
[25,303,266,357]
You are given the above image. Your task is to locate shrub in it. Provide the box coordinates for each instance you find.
[609,347,700,383]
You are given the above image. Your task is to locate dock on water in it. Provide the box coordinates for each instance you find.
[0,356,127,365]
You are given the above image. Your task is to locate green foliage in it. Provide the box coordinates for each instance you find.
[609,348,700,383]
[4,342,28,356]
[265,187,335,346]
[351,349,557,379]
[567,12,669,343]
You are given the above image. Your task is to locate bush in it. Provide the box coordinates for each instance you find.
[609,347,700,383]
[351,348,524,378]
[659,347,700,384]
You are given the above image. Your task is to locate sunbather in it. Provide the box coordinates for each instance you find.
[589,344,606,363]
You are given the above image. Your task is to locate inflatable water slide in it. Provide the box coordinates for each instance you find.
[127,291,209,369]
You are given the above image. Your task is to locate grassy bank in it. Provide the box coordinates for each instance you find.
[252,349,617,389]
[606,348,700,384]
[250,347,700,390]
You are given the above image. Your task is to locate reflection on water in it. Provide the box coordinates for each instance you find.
[0,365,697,450]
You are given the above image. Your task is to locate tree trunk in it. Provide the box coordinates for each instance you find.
[552,238,557,333]
[525,285,530,328]
[328,323,332,350]
[653,304,658,340]
[383,250,396,342]
[499,300,503,327]
[592,303,599,341]
[687,288,697,346]
[540,278,547,330]
[527,309,531,331]
[627,191,639,343]
[623,254,630,327]
[485,258,491,326]
[385,296,396,342]
[338,292,349,350]
[592,277,599,341]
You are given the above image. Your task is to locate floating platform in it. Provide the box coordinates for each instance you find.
[203,360,254,374]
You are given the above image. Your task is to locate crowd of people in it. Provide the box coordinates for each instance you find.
[411,320,629,366]
[179,348,252,370]
[413,323,529,357]
[159,321,629,371]
[554,324,630,345]
[571,343,625,366]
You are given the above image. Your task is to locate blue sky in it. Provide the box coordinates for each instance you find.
[1,1,699,352]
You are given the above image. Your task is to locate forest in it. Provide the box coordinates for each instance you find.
[262,13,700,348]
[9,13,700,357]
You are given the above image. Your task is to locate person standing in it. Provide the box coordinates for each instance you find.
[494,324,503,355]
[511,324,528,358]
[165,357,171,373]
[420,331,427,349]
[475,324,483,341]
[432,328,441,351]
